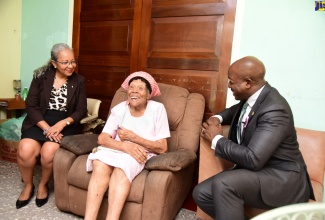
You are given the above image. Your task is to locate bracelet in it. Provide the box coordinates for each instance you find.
[43,127,50,135]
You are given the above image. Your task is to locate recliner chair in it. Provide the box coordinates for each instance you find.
[53,83,205,220]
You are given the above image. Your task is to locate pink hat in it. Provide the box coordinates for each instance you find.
[121,71,161,98]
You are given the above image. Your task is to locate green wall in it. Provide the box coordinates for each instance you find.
[20,0,70,90]
[231,0,325,131]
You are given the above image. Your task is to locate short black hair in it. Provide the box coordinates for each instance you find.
[128,76,152,94]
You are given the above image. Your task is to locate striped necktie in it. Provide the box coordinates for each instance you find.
[237,102,248,143]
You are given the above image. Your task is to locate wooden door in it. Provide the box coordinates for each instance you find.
[73,0,236,121]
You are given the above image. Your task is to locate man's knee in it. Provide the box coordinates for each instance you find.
[192,183,201,203]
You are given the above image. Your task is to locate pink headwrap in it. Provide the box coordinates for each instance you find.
[121,71,161,98]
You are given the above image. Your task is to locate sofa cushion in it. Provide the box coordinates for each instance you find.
[145,149,197,171]
[61,134,99,155]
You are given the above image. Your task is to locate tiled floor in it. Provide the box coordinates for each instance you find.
[0,160,197,219]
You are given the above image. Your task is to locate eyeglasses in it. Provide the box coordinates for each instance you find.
[56,60,77,66]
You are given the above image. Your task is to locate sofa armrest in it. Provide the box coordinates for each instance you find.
[60,134,99,155]
[53,148,78,212]
[145,149,197,172]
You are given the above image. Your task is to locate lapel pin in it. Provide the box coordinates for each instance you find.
[252,111,254,116]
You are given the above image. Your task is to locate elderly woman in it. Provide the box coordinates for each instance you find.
[16,43,87,209]
[85,71,170,220]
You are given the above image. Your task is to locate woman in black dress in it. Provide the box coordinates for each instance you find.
[16,43,87,209]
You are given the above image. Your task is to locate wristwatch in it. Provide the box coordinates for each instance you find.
[64,119,70,125]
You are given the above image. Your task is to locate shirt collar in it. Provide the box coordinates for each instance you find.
[246,85,265,108]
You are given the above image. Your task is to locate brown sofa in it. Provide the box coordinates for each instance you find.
[53,83,205,220]
[197,126,325,220]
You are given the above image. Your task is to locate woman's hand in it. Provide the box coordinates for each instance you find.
[45,121,65,143]
[124,142,148,164]
[117,126,137,142]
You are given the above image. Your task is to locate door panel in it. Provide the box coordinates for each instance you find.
[147,16,223,71]
[78,21,133,67]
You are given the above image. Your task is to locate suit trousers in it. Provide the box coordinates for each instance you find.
[192,169,275,220]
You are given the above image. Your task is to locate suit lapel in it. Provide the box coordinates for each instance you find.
[67,73,77,106]
[241,82,273,140]
[43,69,56,107]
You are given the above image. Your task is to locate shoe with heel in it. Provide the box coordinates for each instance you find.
[35,184,49,207]
[16,185,35,209]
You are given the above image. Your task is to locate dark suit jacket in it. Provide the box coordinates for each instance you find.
[21,68,87,132]
[216,82,314,206]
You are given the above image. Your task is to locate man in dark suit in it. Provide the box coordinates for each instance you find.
[192,56,314,220]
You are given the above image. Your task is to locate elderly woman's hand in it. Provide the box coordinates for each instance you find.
[124,142,148,164]
[117,126,137,142]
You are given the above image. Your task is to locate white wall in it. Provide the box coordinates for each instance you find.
[230,0,325,131]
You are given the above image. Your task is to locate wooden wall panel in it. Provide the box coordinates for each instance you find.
[81,0,134,11]
[147,16,223,71]
[78,21,133,68]
[147,68,218,113]
[79,22,132,52]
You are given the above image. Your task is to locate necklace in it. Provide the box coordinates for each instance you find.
[54,77,68,89]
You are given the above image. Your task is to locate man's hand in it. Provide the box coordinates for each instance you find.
[202,117,220,127]
[201,117,223,142]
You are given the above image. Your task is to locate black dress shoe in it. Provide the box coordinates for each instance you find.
[35,185,49,207]
[16,185,35,209]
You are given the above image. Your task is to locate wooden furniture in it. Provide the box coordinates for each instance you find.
[0,98,26,118]
[53,83,205,220]
[72,0,237,121]
[197,127,325,219]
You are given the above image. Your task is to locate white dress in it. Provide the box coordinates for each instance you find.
[86,100,170,182]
